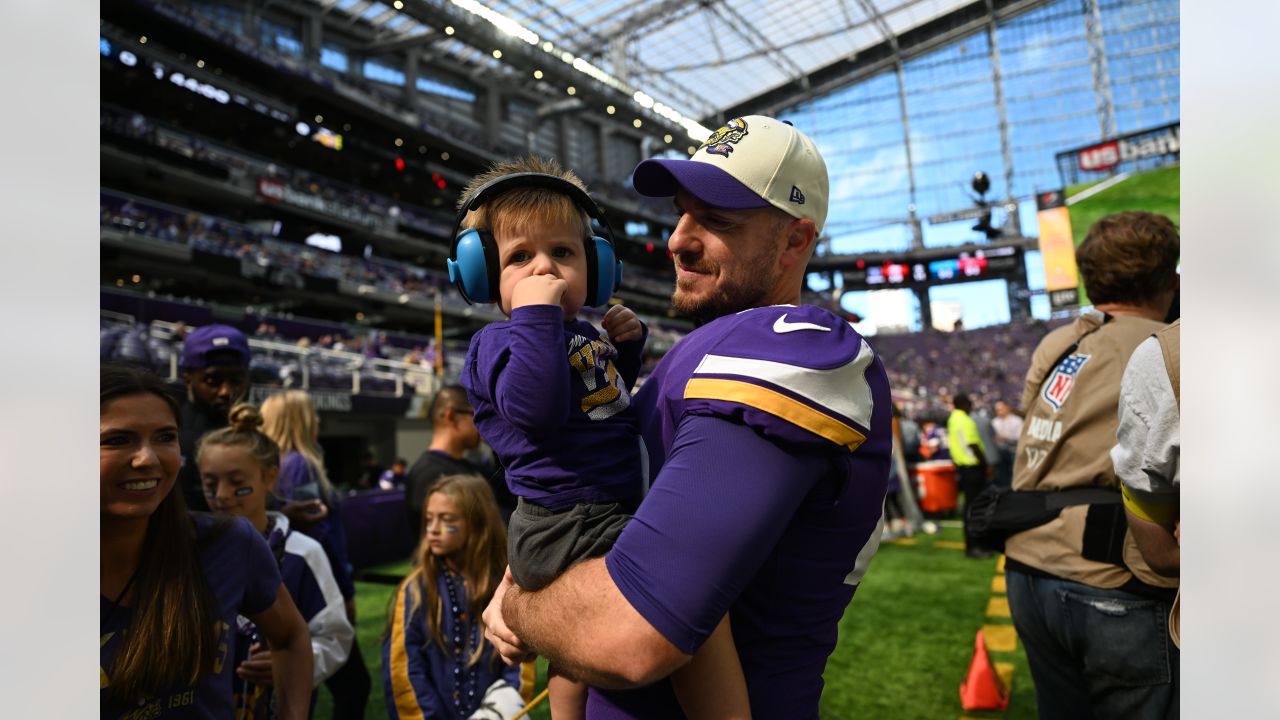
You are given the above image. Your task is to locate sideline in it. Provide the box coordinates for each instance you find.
[959,554,1018,720]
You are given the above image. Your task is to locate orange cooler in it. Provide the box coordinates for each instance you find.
[914,460,958,513]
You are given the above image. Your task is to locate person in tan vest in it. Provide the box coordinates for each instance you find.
[1113,319,1181,647]
[1004,212,1179,720]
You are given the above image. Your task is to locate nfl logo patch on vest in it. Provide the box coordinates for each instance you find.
[1042,353,1090,410]
[790,186,805,204]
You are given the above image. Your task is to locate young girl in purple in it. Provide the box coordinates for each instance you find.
[99,364,313,719]
[261,389,371,718]
[382,474,532,719]
[199,402,355,718]
[457,157,750,720]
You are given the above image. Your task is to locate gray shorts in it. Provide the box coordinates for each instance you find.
[507,496,634,591]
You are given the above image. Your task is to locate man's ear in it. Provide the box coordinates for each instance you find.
[779,218,817,269]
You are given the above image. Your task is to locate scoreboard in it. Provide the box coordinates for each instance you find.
[827,243,1025,292]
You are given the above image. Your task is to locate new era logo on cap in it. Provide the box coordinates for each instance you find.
[212,337,230,347]
[790,186,805,205]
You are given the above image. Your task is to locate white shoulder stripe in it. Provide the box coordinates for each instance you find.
[691,339,875,428]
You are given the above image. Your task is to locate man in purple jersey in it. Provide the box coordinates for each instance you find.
[482,115,893,718]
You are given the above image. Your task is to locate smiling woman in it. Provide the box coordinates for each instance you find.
[99,364,314,719]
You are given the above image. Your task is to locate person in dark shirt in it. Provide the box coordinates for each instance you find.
[176,324,250,512]
[405,386,493,539]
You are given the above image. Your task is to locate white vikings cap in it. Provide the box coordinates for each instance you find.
[632,115,829,233]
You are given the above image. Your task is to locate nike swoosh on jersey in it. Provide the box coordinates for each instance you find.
[773,314,832,334]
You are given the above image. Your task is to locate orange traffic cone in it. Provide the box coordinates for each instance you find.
[960,628,1009,711]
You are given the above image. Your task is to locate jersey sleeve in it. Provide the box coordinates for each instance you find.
[383,579,444,720]
[286,533,355,684]
[682,306,884,454]
[234,517,283,616]
[606,414,832,654]
[466,305,571,433]
[275,452,315,501]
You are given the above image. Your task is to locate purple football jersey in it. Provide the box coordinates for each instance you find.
[463,304,645,512]
[595,304,892,719]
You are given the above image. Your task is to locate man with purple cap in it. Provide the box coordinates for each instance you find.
[483,116,893,718]
[177,323,251,511]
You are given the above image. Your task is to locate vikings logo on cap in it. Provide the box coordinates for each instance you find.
[700,118,749,157]
[1042,353,1090,410]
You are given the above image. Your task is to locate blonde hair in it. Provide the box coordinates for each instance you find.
[401,473,507,667]
[196,403,280,475]
[260,390,332,498]
[458,155,592,244]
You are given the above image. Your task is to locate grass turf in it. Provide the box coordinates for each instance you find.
[314,524,1035,719]
[1063,164,1180,307]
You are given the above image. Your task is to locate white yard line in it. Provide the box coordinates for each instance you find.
[1066,171,1132,205]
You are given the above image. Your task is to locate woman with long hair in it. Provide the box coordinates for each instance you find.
[199,402,355,718]
[260,389,368,718]
[100,364,312,718]
[383,474,531,719]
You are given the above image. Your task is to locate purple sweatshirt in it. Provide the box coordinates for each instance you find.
[462,304,646,512]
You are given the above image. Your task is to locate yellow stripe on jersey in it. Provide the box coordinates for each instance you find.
[684,378,867,451]
[388,580,426,720]
[1122,483,1178,526]
[519,659,538,702]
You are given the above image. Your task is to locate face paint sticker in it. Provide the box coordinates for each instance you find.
[444,525,460,534]
[234,487,254,497]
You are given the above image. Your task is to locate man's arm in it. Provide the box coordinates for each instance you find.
[1124,508,1179,577]
[1112,338,1180,576]
[489,415,829,687]
[503,557,685,687]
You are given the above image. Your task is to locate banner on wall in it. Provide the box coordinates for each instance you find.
[1035,190,1081,309]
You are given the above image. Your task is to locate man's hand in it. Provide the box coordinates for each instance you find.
[482,566,536,666]
[602,304,643,344]
[236,642,274,686]
[512,275,567,310]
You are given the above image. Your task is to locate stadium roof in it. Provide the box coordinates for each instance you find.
[459,0,976,119]
[317,0,1017,136]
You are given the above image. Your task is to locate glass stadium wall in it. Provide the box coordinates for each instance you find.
[782,0,1179,256]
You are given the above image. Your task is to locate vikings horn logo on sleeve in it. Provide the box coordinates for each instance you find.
[700,117,749,157]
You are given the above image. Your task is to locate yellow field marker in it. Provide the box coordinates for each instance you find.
[995,662,1015,690]
[997,555,1005,573]
[991,575,1006,593]
[886,537,918,545]
[982,624,1018,652]
[934,540,966,549]
[986,596,1011,618]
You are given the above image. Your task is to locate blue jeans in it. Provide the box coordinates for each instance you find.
[1006,569,1178,720]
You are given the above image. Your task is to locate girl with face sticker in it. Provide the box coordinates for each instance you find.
[382,474,531,719]
[199,404,355,719]
[261,390,370,715]
[99,364,313,719]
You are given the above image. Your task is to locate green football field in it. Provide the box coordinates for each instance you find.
[1064,164,1181,307]
[315,522,1037,720]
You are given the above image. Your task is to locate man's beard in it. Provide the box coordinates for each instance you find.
[670,252,774,327]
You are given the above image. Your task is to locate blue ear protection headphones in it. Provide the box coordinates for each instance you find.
[446,172,623,307]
